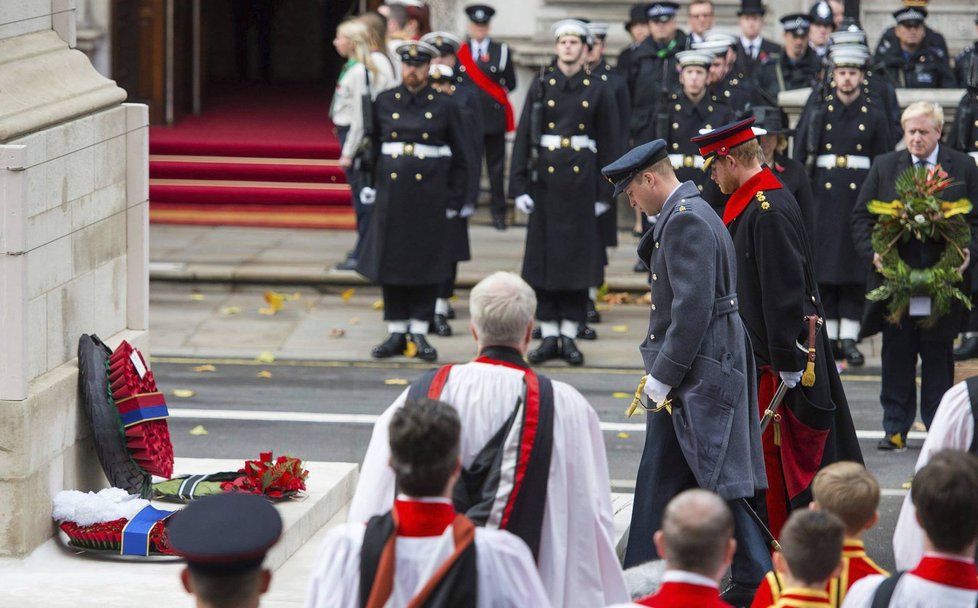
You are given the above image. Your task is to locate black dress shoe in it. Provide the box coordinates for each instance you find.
[840,338,864,366]
[720,581,758,607]
[832,339,844,361]
[532,326,542,340]
[334,257,358,271]
[577,325,598,340]
[371,333,407,358]
[410,333,438,361]
[527,337,560,364]
[954,335,978,360]
[586,300,601,324]
[633,260,648,273]
[493,217,507,231]
[560,336,584,366]
[445,304,456,320]
[433,314,452,337]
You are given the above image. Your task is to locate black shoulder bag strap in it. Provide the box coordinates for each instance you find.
[966,376,978,454]
[870,572,904,608]
[359,512,396,608]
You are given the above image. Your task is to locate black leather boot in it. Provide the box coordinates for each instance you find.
[577,325,598,340]
[371,333,407,358]
[433,314,452,337]
[532,326,542,340]
[954,335,978,361]
[445,303,456,320]
[831,339,844,361]
[559,336,584,366]
[410,333,438,361]
[527,337,560,364]
[586,299,601,324]
[840,338,865,367]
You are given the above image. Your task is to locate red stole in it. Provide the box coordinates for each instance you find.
[911,556,978,590]
[457,43,515,132]
[723,166,784,225]
[364,500,476,608]
[636,581,727,607]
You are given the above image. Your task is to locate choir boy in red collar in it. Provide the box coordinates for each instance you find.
[631,489,737,607]
[842,450,978,607]
[766,510,845,608]
[305,399,551,607]
[752,462,887,607]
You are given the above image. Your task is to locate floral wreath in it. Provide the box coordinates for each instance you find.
[866,164,973,327]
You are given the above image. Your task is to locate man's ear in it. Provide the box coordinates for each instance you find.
[180,568,194,594]
[259,568,272,594]
[653,530,667,559]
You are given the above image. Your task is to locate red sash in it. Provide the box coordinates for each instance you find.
[457,42,515,132]
[722,166,784,225]
[911,556,978,590]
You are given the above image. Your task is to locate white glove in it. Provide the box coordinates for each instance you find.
[595,201,611,216]
[515,194,535,214]
[360,187,376,205]
[779,370,803,389]
[460,204,475,218]
[446,208,459,219]
[642,374,673,404]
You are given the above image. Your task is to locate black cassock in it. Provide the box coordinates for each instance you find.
[509,66,620,291]
[356,83,469,286]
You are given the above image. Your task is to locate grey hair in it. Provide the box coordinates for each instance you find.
[469,272,537,347]
[623,559,666,599]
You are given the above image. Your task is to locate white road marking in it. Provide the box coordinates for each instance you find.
[167,407,927,440]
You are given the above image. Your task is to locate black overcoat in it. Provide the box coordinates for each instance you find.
[794,92,894,286]
[594,58,631,249]
[755,47,820,99]
[356,83,469,285]
[509,66,620,291]
[440,83,484,264]
[851,147,978,341]
[655,91,734,190]
[626,31,687,142]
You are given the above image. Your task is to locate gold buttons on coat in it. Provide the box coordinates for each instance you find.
[549,78,556,85]
[651,304,656,311]
[850,183,857,190]
[826,124,832,131]
[579,123,585,131]
[416,173,423,181]
[547,100,555,107]
[675,104,682,111]
[548,166,555,173]
[652,273,658,281]
[548,122,556,129]
[858,124,865,131]
[655,242,660,248]
[672,143,679,150]
[708,105,714,112]
[581,100,589,108]
[672,122,679,130]
[391,172,398,179]
[827,104,834,112]
[825,182,832,189]
[392,112,400,119]
[391,131,398,138]
[583,78,590,86]
[395,92,401,99]
[573,166,580,173]
[427,94,434,100]
[825,143,832,151]
[856,144,863,151]
[425,112,432,119]
[650,334,656,340]
[422,132,429,140]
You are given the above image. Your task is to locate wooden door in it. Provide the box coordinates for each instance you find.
[112,0,165,123]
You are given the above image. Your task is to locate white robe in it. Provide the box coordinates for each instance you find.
[841,555,978,608]
[304,520,552,608]
[892,382,976,571]
[347,361,630,608]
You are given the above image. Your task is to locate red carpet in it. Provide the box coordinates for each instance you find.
[149,85,354,229]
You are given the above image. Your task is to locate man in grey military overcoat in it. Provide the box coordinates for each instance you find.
[602,140,770,604]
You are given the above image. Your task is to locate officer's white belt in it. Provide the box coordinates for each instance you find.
[969,151,978,165]
[668,154,705,169]
[815,154,871,170]
[380,142,452,158]
[539,135,597,152]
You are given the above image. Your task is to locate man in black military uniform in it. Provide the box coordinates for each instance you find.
[693,119,862,590]
[875,0,950,68]
[357,41,469,362]
[794,45,895,367]
[694,32,760,116]
[618,3,652,82]
[734,0,782,80]
[875,6,956,89]
[756,14,820,100]
[423,32,486,337]
[828,27,903,142]
[460,4,516,231]
[953,14,978,87]
[852,101,978,451]
[655,49,734,192]
[169,493,283,608]
[509,19,619,366]
[626,2,687,145]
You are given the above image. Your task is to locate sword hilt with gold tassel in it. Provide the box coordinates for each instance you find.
[801,315,821,388]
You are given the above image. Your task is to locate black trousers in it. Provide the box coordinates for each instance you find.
[880,317,954,435]
[819,283,866,321]
[624,411,772,585]
[484,132,506,219]
[381,284,437,323]
[535,288,587,323]
[437,264,458,300]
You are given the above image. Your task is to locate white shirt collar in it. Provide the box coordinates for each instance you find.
[662,570,720,589]
[740,35,761,49]
[912,144,939,168]
[396,494,453,505]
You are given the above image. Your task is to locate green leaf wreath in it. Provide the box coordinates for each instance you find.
[866,163,973,328]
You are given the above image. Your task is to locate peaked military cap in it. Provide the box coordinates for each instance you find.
[809,1,834,26]
[394,40,439,65]
[552,19,590,41]
[738,0,767,17]
[601,140,670,198]
[167,493,283,574]
[693,39,734,57]
[588,22,610,40]
[704,29,740,47]
[893,6,926,25]
[690,117,758,164]
[829,28,867,46]
[751,105,792,136]
[465,4,495,24]
[647,2,679,23]
[829,45,869,68]
[780,13,811,36]
[677,50,714,69]
[429,63,454,81]
[421,31,461,56]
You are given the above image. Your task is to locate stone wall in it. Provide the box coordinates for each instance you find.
[0,0,150,557]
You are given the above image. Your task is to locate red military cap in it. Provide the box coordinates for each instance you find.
[690,117,760,166]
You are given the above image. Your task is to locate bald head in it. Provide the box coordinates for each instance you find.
[658,490,734,576]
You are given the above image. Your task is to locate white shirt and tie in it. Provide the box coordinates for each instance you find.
[912,144,940,169]
[740,35,761,59]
